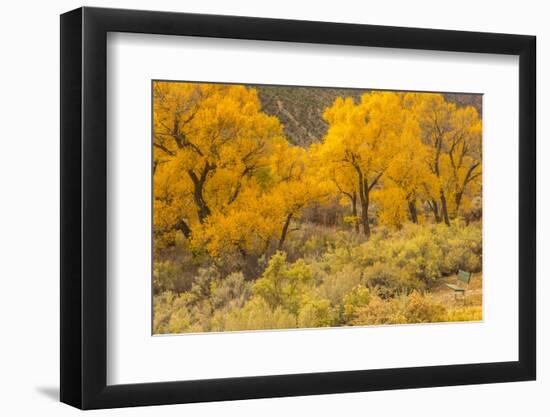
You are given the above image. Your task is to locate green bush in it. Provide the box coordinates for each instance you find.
[297,295,337,328]
[153,261,179,294]
[316,264,363,306]
[253,252,313,314]
[219,297,297,331]
[363,262,424,298]
[349,222,482,283]
[209,272,252,310]
[342,285,372,321]
[153,291,200,334]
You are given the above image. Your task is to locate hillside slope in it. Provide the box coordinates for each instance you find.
[253,85,482,147]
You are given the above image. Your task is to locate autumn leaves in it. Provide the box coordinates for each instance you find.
[153,82,327,257]
[318,92,482,235]
[153,82,482,260]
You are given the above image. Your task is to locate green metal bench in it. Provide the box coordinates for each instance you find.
[445,270,473,299]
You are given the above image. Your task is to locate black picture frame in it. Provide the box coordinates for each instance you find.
[60,6,536,410]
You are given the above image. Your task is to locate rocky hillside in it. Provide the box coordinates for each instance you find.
[253,85,482,147]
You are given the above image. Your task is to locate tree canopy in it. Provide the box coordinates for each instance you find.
[153,82,482,259]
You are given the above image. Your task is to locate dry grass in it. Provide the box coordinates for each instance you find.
[431,273,483,321]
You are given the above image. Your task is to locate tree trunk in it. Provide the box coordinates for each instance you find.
[454,191,464,216]
[408,199,418,224]
[358,184,370,238]
[361,198,370,237]
[187,163,214,223]
[453,163,480,218]
[194,192,211,222]
[350,193,360,233]
[440,189,451,226]
[278,213,293,250]
[430,199,441,223]
[262,237,271,257]
[353,166,371,238]
[174,218,191,239]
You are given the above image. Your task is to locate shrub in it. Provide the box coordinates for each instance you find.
[165,307,192,333]
[253,252,313,314]
[297,295,337,328]
[302,235,327,258]
[351,291,447,326]
[153,291,198,334]
[281,222,365,262]
[153,261,179,294]
[363,262,424,298]
[153,260,196,294]
[342,285,372,321]
[153,221,482,333]
[316,264,363,306]
[445,306,482,322]
[350,222,482,283]
[403,291,447,323]
[351,296,407,325]
[399,241,443,280]
[188,266,220,303]
[209,272,252,310]
[220,297,297,331]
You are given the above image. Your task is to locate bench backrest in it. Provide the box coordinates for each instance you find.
[457,270,472,284]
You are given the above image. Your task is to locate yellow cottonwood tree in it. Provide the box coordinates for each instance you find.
[320,92,407,237]
[312,143,361,232]
[269,142,331,249]
[189,140,328,257]
[190,185,285,257]
[405,93,482,224]
[153,82,286,247]
[446,106,482,217]
[375,117,434,227]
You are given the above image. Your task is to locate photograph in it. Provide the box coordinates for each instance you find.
[152,81,483,334]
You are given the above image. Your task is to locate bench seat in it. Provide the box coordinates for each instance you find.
[445,283,465,292]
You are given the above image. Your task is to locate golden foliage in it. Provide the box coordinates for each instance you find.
[153,82,331,255]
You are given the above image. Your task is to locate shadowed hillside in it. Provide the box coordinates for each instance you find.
[255,85,482,147]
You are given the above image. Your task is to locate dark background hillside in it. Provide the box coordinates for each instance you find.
[253,85,482,147]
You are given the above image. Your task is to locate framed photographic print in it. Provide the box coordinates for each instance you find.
[60,6,536,409]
